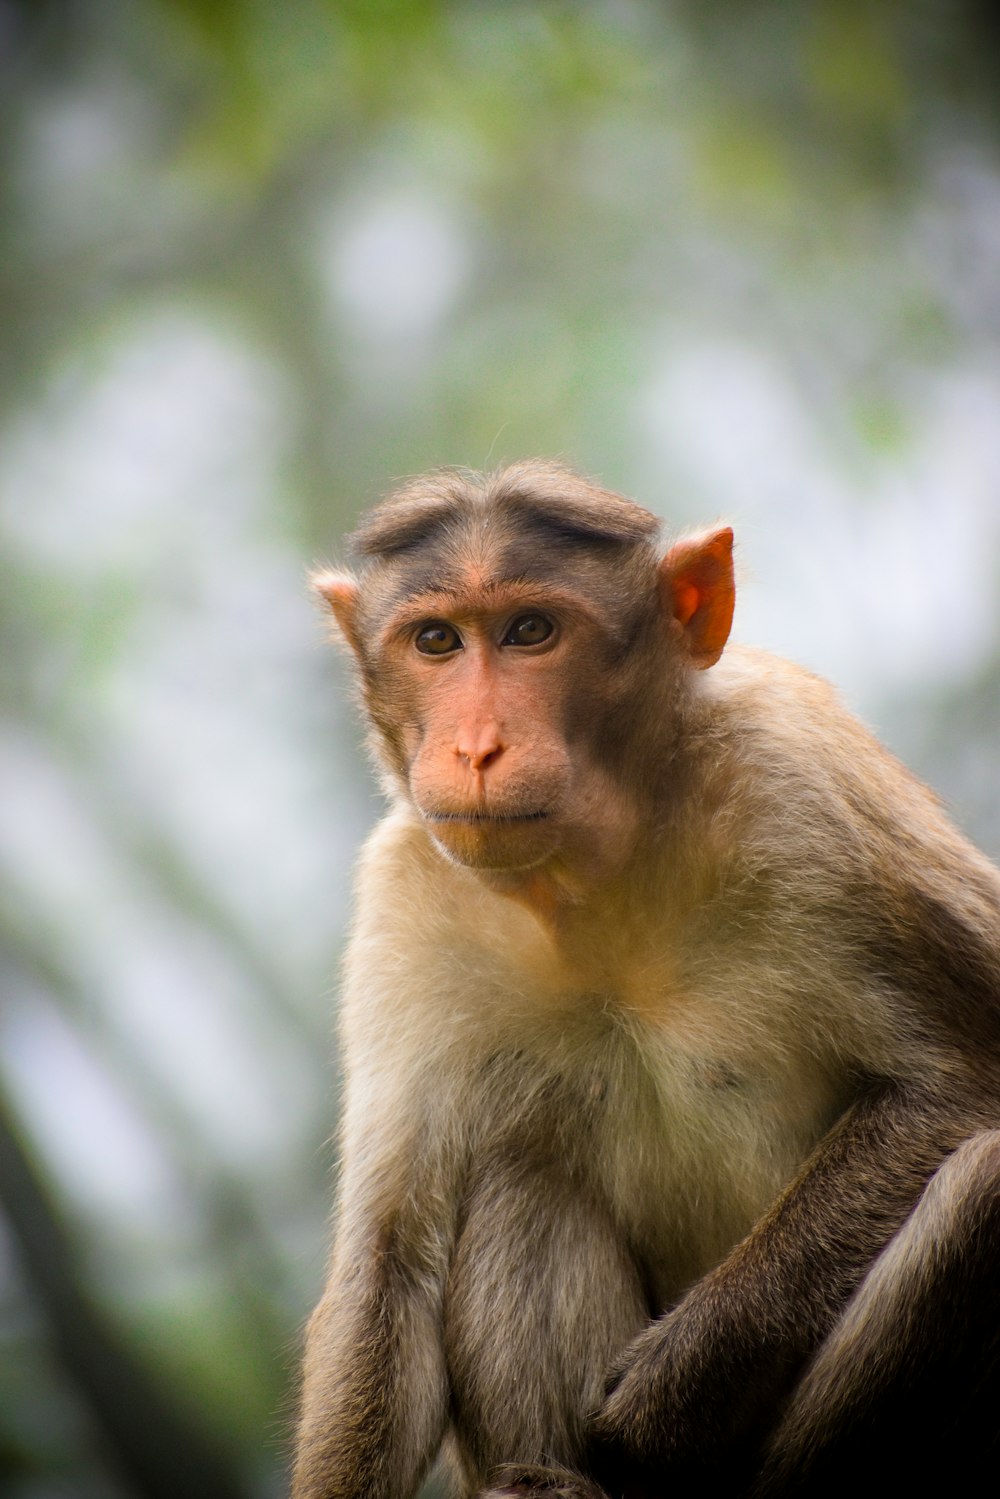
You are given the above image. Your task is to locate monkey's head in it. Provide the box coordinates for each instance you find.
[314,462,734,889]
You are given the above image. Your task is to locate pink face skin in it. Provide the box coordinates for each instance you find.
[380,576,600,875]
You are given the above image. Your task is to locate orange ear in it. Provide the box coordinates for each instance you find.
[658,526,735,669]
[311,569,361,654]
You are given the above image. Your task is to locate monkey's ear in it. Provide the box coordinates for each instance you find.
[311,569,362,654]
[659,526,735,669]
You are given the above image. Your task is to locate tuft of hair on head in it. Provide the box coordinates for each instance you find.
[348,469,481,561]
[489,459,661,550]
[348,461,661,565]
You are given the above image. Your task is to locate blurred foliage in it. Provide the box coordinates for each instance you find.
[1,1,999,1495]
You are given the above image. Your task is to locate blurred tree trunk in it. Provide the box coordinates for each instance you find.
[0,1085,249,1499]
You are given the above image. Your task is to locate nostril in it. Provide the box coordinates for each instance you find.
[456,737,505,772]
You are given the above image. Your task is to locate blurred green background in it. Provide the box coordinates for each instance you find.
[2,1,1000,1495]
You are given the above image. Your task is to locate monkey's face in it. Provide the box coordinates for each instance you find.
[360,574,642,876]
[314,468,735,891]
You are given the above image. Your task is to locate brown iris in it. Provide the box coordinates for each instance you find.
[502,614,554,647]
[415,622,461,655]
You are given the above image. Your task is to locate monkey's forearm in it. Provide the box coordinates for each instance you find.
[292,1264,448,1499]
[718,1083,969,1334]
[594,1084,975,1466]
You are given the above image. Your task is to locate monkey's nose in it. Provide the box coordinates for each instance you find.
[455,726,505,773]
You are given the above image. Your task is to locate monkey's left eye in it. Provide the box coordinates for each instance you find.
[502,614,554,647]
[415,622,462,655]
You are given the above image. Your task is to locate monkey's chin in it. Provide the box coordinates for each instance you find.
[422,812,559,873]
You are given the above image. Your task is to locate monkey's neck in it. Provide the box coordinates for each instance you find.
[479,835,665,945]
[484,866,584,929]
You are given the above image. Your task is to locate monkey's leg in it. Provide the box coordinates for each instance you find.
[444,1161,648,1498]
[756,1128,1000,1495]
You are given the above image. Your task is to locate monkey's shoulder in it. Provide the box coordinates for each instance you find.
[711,645,1000,881]
[709,645,913,787]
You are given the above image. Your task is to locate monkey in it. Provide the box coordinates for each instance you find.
[293,460,1000,1499]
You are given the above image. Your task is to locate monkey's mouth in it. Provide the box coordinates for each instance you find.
[419,803,560,871]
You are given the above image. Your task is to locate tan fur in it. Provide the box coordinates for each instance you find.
[294,463,1000,1499]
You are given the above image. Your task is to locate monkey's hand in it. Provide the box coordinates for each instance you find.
[587,1303,772,1488]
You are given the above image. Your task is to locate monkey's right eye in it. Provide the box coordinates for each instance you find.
[415,623,462,655]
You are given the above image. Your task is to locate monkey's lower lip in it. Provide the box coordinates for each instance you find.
[424,810,549,824]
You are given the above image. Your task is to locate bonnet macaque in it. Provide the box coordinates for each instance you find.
[294,462,1000,1498]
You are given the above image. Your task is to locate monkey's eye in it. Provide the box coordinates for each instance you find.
[502,614,554,648]
[415,622,462,655]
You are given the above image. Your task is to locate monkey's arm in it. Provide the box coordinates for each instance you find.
[293,816,468,1499]
[292,1008,462,1499]
[590,1082,976,1479]
[293,1230,448,1499]
[292,1085,456,1499]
